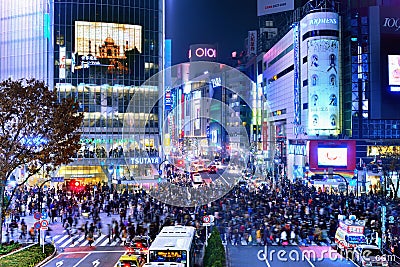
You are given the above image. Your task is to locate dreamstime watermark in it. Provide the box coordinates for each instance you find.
[257,245,395,264]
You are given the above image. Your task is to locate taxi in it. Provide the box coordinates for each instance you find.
[115,254,145,267]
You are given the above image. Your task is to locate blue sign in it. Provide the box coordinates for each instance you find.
[158,170,162,175]
[51,177,64,183]
[41,212,48,220]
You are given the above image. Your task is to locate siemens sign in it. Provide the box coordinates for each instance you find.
[130,157,161,165]
[309,18,337,26]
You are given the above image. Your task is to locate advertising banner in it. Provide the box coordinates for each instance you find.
[388,55,400,88]
[380,7,400,35]
[262,121,268,151]
[59,46,66,79]
[307,39,340,134]
[257,0,294,16]
[74,21,142,75]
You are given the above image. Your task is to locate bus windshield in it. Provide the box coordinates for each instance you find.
[149,250,187,264]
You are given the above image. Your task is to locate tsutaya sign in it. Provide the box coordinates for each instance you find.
[130,157,161,165]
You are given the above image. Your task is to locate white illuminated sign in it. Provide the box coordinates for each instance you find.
[189,47,217,59]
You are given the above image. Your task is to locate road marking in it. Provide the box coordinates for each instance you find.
[304,256,315,267]
[69,235,86,247]
[92,234,106,246]
[59,250,126,255]
[72,253,91,267]
[80,239,90,246]
[100,238,110,247]
[60,237,73,248]
[110,241,118,246]
[56,235,70,244]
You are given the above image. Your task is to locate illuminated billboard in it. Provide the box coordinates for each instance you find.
[317,146,347,167]
[307,39,340,135]
[257,0,294,16]
[388,55,400,91]
[75,21,142,56]
[309,140,356,171]
[188,44,217,62]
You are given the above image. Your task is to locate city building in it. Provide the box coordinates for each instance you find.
[0,0,165,187]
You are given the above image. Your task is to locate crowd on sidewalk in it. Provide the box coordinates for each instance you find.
[1,174,399,258]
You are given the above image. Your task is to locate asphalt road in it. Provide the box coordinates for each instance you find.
[43,246,126,267]
[226,244,358,267]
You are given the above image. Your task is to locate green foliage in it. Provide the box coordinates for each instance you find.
[0,243,21,255]
[204,228,226,267]
[0,244,55,267]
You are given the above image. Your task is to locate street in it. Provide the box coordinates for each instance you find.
[42,246,125,267]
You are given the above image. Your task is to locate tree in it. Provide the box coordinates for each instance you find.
[0,78,84,245]
[376,145,400,200]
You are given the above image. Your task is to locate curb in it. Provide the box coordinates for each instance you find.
[36,244,57,267]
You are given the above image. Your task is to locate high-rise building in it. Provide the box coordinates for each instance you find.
[0,0,165,186]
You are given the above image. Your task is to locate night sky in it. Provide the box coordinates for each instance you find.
[165,0,258,66]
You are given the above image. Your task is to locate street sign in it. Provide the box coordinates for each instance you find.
[389,216,395,224]
[34,221,41,229]
[158,170,162,175]
[338,183,346,192]
[202,215,211,223]
[40,220,49,229]
[203,223,211,226]
[209,215,215,223]
[51,177,64,183]
[34,212,42,220]
[41,212,48,220]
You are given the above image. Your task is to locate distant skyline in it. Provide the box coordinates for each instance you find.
[165,0,258,66]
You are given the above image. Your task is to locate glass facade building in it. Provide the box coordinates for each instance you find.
[0,0,164,185]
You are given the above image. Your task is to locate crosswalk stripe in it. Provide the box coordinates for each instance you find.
[69,235,86,247]
[110,241,118,246]
[80,239,90,247]
[100,238,110,247]
[56,235,70,244]
[60,237,73,248]
[52,235,60,241]
[92,234,106,246]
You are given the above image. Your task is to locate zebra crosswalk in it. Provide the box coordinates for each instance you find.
[49,234,125,248]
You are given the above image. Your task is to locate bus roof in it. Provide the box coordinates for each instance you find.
[158,226,196,237]
[149,226,196,251]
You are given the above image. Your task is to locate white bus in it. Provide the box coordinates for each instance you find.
[148,226,197,267]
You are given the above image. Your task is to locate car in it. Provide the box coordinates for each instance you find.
[126,236,151,257]
[208,165,217,173]
[353,245,388,266]
[115,254,145,267]
[192,173,203,186]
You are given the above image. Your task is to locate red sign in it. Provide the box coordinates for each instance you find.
[262,122,268,151]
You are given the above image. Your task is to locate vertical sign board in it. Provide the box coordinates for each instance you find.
[59,46,66,79]
[248,31,257,56]
[293,22,301,131]
[307,39,340,135]
[262,122,268,151]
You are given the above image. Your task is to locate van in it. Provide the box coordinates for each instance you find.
[335,227,367,255]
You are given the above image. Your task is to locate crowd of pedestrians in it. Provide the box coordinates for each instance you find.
[1,171,400,259]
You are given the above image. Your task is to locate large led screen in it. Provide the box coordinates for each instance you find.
[309,140,356,171]
[317,146,347,167]
[307,39,340,134]
[388,55,400,90]
[75,21,142,56]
